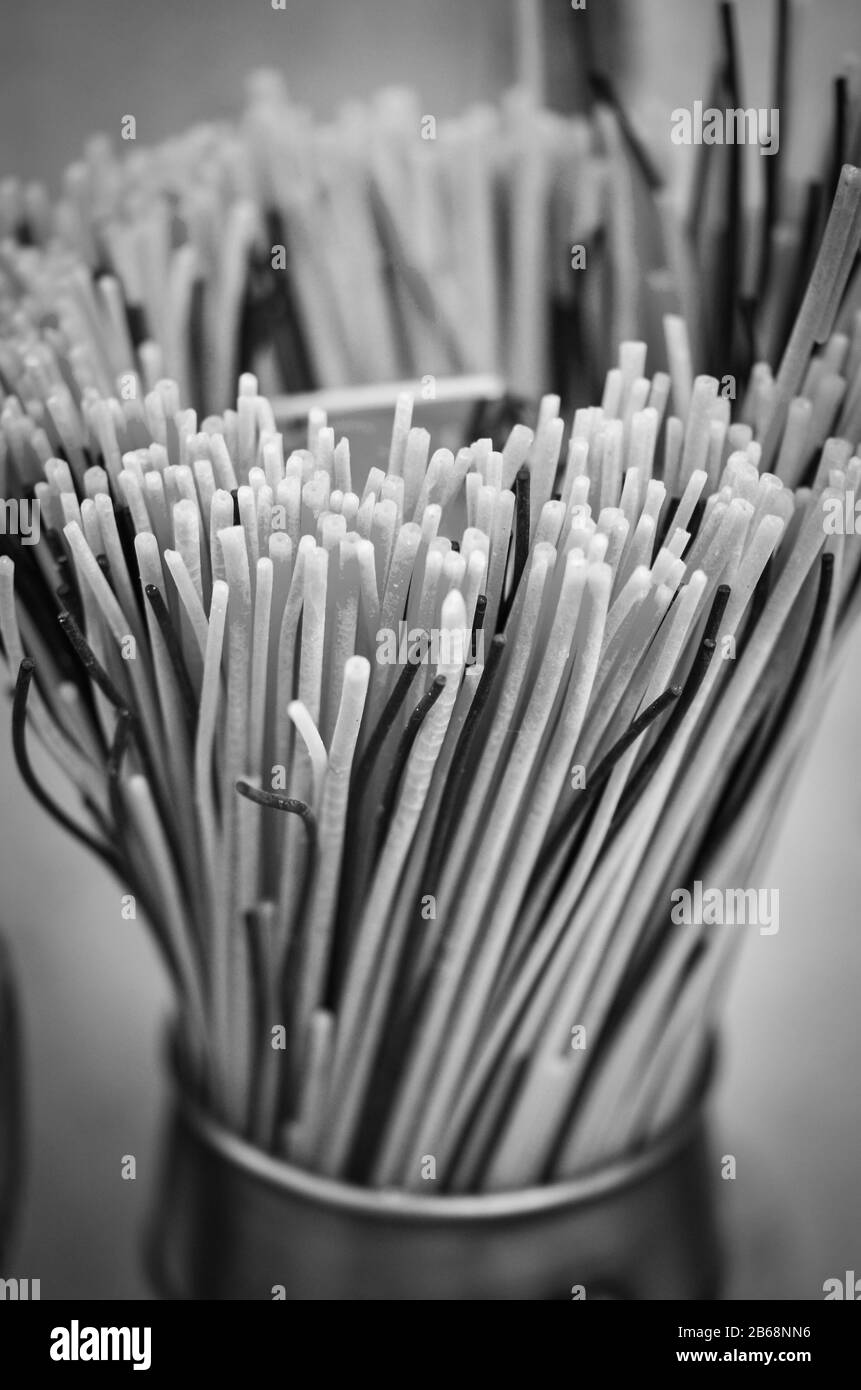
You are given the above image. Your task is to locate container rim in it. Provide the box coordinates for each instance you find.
[162,1025,715,1223]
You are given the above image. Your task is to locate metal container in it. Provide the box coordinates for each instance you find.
[147,1040,721,1301]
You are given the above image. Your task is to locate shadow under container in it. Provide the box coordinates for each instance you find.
[147,1044,721,1301]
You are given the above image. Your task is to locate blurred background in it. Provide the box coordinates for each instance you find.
[1,0,860,1299]
[1,0,856,190]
